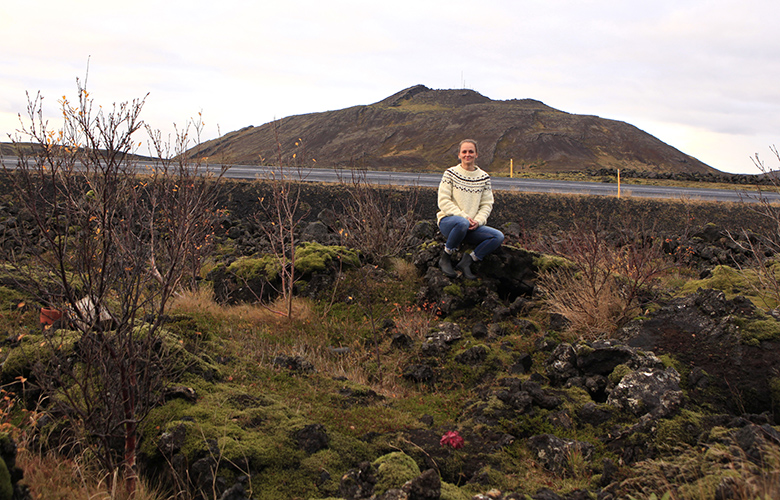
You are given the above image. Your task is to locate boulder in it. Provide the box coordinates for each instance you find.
[296,423,329,454]
[606,367,683,418]
[339,461,377,500]
[403,364,435,384]
[414,244,537,316]
[405,469,440,500]
[622,287,780,416]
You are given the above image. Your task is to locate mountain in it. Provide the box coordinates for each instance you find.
[188,84,718,174]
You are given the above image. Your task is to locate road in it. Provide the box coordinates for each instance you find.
[205,163,780,204]
[2,156,776,203]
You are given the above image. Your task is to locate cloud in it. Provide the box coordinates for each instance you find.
[2,0,779,173]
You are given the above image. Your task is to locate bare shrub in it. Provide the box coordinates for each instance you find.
[338,169,421,266]
[253,131,311,319]
[728,145,780,310]
[2,79,227,496]
[537,214,673,338]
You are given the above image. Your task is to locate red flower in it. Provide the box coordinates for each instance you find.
[440,430,464,449]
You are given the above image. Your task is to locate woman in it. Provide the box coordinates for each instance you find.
[436,139,504,279]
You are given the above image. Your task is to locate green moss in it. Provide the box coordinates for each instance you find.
[702,426,732,443]
[443,284,463,298]
[683,265,745,294]
[655,410,704,450]
[0,453,11,500]
[679,265,778,309]
[294,242,359,275]
[300,432,375,488]
[609,364,632,385]
[0,285,30,306]
[533,254,574,273]
[228,255,280,281]
[441,481,472,500]
[1,331,80,382]
[734,316,780,344]
[676,473,730,499]
[140,365,396,500]
[143,382,306,458]
[575,343,595,357]
[372,452,421,495]
[656,354,685,376]
[419,240,440,252]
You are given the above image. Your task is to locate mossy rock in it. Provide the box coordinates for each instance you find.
[140,376,380,499]
[680,265,775,309]
[294,242,359,276]
[372,451,421,495]
[1,330,80,383]
[441,481,471,500]
[734,316,780,345]
[533,254,574,274]
[608,364,632,385]
[443,284,464,298]
[226,243,359,283]
[227,255,280,281]
[164,336,224,382]
[655,410,704,450]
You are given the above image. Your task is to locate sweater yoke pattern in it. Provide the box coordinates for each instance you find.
[441,167,492,194]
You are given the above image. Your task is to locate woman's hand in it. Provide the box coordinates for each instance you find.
[468,217,479,230]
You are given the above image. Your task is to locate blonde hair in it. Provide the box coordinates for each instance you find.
[459,139,478,154]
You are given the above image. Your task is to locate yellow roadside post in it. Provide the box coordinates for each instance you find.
[617,169,621,198]
[510,159,514,178]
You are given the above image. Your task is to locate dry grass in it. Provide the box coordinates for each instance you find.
[18,450,169,500]
[538,267,630,337]
[535,222,675,339]
[167,285,435,399]
[168,286,317,326]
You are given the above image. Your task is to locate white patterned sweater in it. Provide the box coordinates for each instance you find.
[436,164,494,227]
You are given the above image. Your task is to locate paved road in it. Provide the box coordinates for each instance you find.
[207,163,779,204]
[2,156,776,203]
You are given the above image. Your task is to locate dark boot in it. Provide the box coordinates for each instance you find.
[439,250,457,278]
[457,253,477,279]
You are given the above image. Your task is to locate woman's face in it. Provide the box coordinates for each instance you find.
[458,142,478,167]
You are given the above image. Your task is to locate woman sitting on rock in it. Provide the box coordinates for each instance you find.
[436,139,504,279]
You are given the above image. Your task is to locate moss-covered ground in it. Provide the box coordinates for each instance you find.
[1,180,780,500]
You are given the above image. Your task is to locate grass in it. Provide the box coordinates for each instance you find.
[5,252,779,499]
[17,451,169,500]
[619,436,780,500]
[168,281,439,403]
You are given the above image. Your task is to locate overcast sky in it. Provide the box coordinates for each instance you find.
[2,0,779,174]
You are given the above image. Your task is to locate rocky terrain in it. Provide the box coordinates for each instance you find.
[186,85,718,175]
[1,180,779,500]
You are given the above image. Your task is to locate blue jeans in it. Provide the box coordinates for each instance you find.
[438,216,504,261]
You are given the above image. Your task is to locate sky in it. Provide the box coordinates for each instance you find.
[2,0,779,174]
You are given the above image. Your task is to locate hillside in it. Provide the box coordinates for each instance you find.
[188,84,718,175]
